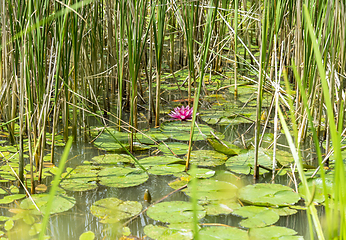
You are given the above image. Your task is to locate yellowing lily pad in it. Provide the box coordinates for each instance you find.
[233,206,280,228]
[98,167,148,188]
[199,226,249,240]
[90,197,142,223]
[238,183,300,206]
[146,201,206,224]
[188,150,228,167]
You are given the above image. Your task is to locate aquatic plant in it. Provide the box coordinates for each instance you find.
[168,105,195,121]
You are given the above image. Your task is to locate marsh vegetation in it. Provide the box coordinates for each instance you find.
[0,0,345,239]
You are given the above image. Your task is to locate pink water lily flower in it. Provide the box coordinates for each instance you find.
[168,105,197,121]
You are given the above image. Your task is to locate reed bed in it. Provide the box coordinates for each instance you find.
[1,0,346,238]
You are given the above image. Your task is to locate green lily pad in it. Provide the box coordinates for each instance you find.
[98,167,149,188]
[238,183,300,206]
[187,168,215,179]
[202,198,241,216]
[270,206,298,216]
[146,201,206,224]
[249,226,303,240]
[199,226,249,240]
[226,149,272,175]
[144,224,193,240]
[20,194,76,215]
[208,138,243,156]
[298,177,333,204]
[135,129,168,145]
[188,150,228,167]
[90,154,133,165]
[233,206,280,228]
[168,175,191,190]
[158,142,189,155]
[60,165,98,192]
[79,231,95,240]
[90,197,142,223]
[161,121,224,141]
[139,156,185,175]
[185,179,238,201]
[0,194,26,204]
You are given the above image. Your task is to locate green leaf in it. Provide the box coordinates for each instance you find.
[90,198,142,223]
[188,150,228,167]
[4,219,14,231]
[199,226,249,240]
[144,224,193,240]
[146,201,205,224]
[233,206,280,228]
[238,183,300,206]
[98,167,148,188]
[249,226,303,240]
[79,231,95,240]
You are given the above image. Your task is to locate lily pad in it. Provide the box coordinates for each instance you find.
[249,226,303,240]
[298,177,333,204]
[226,149,272,175]
[60,165,98,192]
[168,175,192,190]
[90,154,133,165]
[139,156,185,175]
[185,179,238,201]
[199,226,249,240]
[144,224,193,240]
[0,194,26,204]
[208,138,243,156]
[146,201,206,224]
[238,183,300,206]
[188,150,228,167]
[90,197,142,223]
[161,121,224,141]
[158,142,189,155]
[136,129,168,145]
[202,198,241,216]
[187,168,215,179]
[233,206,280,228]
[20,194,76,215]
[98,167,149,188]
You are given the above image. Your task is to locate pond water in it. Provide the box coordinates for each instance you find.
[0,84,321,240]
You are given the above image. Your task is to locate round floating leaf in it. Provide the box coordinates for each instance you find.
[270,207,298,216]
[136,129,168,145]
[90,197,142,223]
[146,201,205,224]
[4,219,14,231]
[60,165,98,192]
[249,226,303,240]
[226,149,271,175]
[98,167,148,188]
[139,156,185,175]
[187,168,215,179]
[208,138,242,156]
[298,177,333,204]
[161,121,224,141]
[79,231,95,240]
[91,154,133,165]
[233,206,280,228]
[188,150,228,167]
[0,188,7,194]
[20,194,76,215]
[168,175,191,190]
[202,198,241,216]
[238,183,300,206]
[158,142,189,155]
[144,224,193,240]
[0,194,26,204]
[199,226,248,240]
[185,179,238,201]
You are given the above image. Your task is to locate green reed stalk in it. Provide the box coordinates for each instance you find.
[303,4,346,238]
[38,137,73,240]
[115,0,126,131]
[233,0,238,97]
[126,0,152,150]
[154,0,167,127]
[186,0,218,170]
